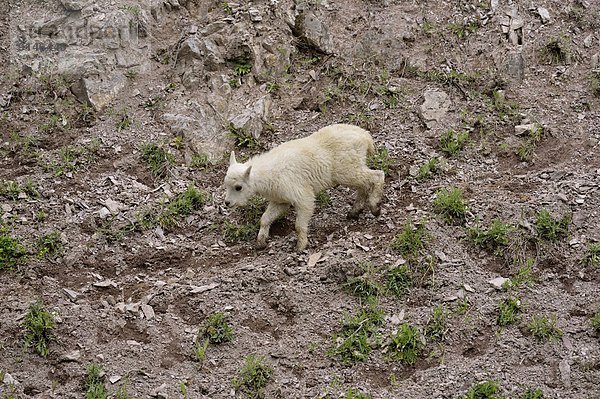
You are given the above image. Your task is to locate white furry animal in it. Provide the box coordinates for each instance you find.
[224,123,385,251]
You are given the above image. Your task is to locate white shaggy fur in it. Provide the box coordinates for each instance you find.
[224,123,385,251]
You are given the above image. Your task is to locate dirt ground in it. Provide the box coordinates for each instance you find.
[1,0,599,398]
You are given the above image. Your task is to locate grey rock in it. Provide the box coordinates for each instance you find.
[60,0,91,11]
[97,207,111,219]
[229,96,272,139]
[583,34,594,48]
[559,359,571,387]
[141,304,155,320]
[109,375,122,384]
[489,276,510,289]
[104,198,123,214]
[63,288,80,302]
[506,51,525,82]
[152,383,169,398]
[62,349,81,362]
[538,7,551,24]
[419,90,451,129]
[72,73,127,111]
[190,282,220,294]
[515,123,538,136]
[294,10,334,54]
[2,372,18,385]
[249,8,262,22]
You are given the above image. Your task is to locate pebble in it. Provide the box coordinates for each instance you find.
[489,277,510,289]
[538,7,550,23]
[63,288,80,302]
[190,282,220,294]
[109,375,122,384]
[62,350,81,362]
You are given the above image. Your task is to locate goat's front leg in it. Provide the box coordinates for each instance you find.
[256,202,290,249]
[294,199,315,252]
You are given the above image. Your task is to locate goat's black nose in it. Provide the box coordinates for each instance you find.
[225,200,231,207]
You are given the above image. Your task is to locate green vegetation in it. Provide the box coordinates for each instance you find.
[591,70,600,97]
[582,242,600,268]
[344,387,372,399]
[0,229,28,270]
[416,157,441,181]
[193,338,209,362]
[157,185,207,229]
[316,190,332,207]
[36,231,63,258]
[47,141,101,176]
[232,354,273,399]
[591,310,600,332]
[222,197,267,242]
[516,123,544,162]
[115,110,132,131]
[449,20,479,38]
[534,208,570,241]
[439,129,468,157]
[468,219,511,255]
[543,37,571,64]
[425,305,448,342]
[85,363,108,399]
[390,221,427,259]
[23,302,55,357]
[329,304,384,365]
[504,261,537,290]
[491,90,520,122]
[522,387,544,399]
[462,381,502,399]
[140,143,175,178]
[233,60,253,77]
[228,125,261,150]
[497,296,522,326]
[368,147,392,176]
[528,315,563,341]
[344,276,380,300]
[433,187,467,224]
[385,264,412,298]
[0,179,39,200]
[387,323,424,365]
[199,312,234,344]
[191,153,210,170]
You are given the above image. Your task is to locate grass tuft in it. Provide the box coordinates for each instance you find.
[140,143,175,178]
[497,296,522,326]
[36,231,63,258]
[387,323,424,365]
[85,363,107,399]
[425,305,448,341]
[385,264,412,298]
[462,381,502,399]
[390,221,427,259]
[591,310,600,333]
[582,242,600,268]
[0,228,28,270]
[232,354,273,399]
[23,302,55,357]
[416,157,441,181]
[368,148,392,176]
[468,219,511,255]
[199,312,234,344]
[528,315,563,341]
[534,208,570,241]
[433,187,467,225]
[439,129,468,157]
[522,387,544,399]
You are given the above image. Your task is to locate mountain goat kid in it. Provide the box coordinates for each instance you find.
[223,123,385,251]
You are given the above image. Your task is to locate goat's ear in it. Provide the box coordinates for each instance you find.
[229,151,237,165]
[244,165,252,180]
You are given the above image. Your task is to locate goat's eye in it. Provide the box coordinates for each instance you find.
[235,185,242,192]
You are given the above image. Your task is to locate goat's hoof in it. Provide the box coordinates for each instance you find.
[255,241,267,250]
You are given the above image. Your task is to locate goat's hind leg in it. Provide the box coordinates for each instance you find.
[257,202,290,249]
[368,170,385,216]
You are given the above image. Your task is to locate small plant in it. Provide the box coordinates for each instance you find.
[23,302,55,357]
[36,231,63,258]
[222,220,259,242]
[468,219,511,255]
[140,143,175,178]
[543,37,571,64]
[315,190,332,207]
[425,305,448,341]
[439,129,468,157]
[368,148,392,176]
[416,157,441,181]
[233,60,252,77]
[462,381,502,399]
[582,242,600,268]
[199,312,234,344]
[344,276,380,299]
[344,387,372,399]
[497,296,521,326]
[191,153,210,170]
[265,81,279,93]
[40,113,67,133]
[516,123,544,162]
[433,187,467,224]
[329,304,384,365]
[142,95,163,111]
[116,111,132,131]
[449,20,479,38]
[505,261,537,289]
[534,208,570,241]
[385,264,412,298]
[390,221,427,259]
[222,1,232,14]
[491,90,520,122]
[124,69,138,79]
[387,323,424,365]
[528,315,563,341]
[522,387,544,399]
[115,383,131,399]
[228,125,261,149]
[591,310,600,333]
[85,363,107,399]
[232,354,273,399]
[193,337,209,361]
[0,229,28,270]
[0,180,21,200]
[157,185,207,229]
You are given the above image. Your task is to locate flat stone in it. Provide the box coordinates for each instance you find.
[538,7,551,24]
[109,375,122,384]
[63,288,80,302]
[559,359,571,387]
[141,304,155,320]
[104,198,123,214]
[190,283,220,294]
[419,89,451,129]
[489,276,510,289]
[3,372,18,385]
[62,350,81,362]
